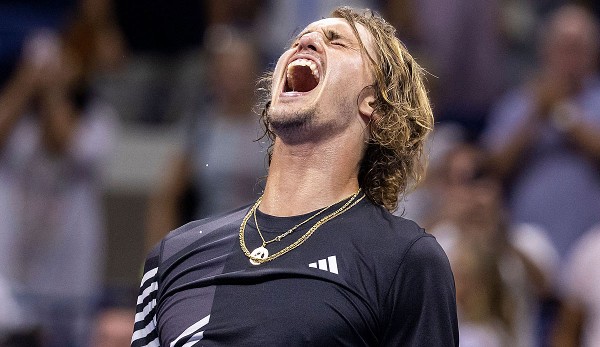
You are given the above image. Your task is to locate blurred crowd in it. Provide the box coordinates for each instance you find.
[0,0,599,346]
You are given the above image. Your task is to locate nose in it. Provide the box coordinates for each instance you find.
[296,32,323,53]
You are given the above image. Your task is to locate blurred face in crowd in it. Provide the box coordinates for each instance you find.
[211,39,259,104]
[267,18,376,143]
[90,308,135,347]
[451,239,504,323]
[542,6,600,86]
[442,146,502,227]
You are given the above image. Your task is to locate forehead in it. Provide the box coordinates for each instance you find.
[547,9,598,46]
[302,18,375,51]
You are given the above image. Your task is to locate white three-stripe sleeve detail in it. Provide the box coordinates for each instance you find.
[169,315,210,347]
[181,331,205,347]
[132,319,158,341]
[135,299,157,323]
[137,280,158,305]
[140,268,158,288]
[132,267,159,346]
[143,337,160,347]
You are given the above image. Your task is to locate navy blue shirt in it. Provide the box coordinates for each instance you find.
[132,195,458,346]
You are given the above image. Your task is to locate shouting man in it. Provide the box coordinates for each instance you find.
[132,7,458,346]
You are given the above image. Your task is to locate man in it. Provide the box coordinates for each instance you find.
[132,7,458,346]
[482,5,600,260]
[0,17,118,347]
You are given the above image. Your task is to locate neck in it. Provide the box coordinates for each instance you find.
[260,131,364,216]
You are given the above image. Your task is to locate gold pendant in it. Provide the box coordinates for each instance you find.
[249,246,269,265]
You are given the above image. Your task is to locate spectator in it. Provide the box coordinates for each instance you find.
[0,276,36,347]
[146,30,267,249]
[109,0,264,125]
[382,0,505,138]
[553,224,600,347]
[89,308,134,347]
[396,123,467,227]
[451,237,511,347]
[482,4,600,260]
[88,285,136,347]
[0,10,118,347]
[0,0,75,85]
[429,144,558,346]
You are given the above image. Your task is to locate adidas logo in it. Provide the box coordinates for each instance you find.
[309,255,338,274]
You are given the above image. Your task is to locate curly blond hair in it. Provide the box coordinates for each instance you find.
[258,7,433,212]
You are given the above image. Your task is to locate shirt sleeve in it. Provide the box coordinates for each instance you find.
[562,226,600,304]
[132,244,161,347]
[380,235,459,346]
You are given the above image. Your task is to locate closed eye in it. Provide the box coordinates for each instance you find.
[324,29,341,41]
[323,29,350,47]
[289,29,351,48]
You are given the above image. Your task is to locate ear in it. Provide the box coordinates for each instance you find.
[358,87,380,121]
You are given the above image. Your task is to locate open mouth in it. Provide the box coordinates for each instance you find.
[284,58,320,93]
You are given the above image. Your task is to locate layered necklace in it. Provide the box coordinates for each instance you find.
[239,189,365,265]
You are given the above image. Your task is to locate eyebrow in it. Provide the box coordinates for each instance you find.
[294,29,351,47]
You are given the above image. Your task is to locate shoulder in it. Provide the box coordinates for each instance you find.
[374,208,458,345]
[349,200,450,271]
[510,223,559,280]
[398,234,453,278]
[156,205,250,264]
[562,224,600,300]
[566,224,600,271]
[364,202,453,282]
[355,200,431,250]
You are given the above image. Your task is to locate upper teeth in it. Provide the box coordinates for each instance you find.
[287,58,319,80]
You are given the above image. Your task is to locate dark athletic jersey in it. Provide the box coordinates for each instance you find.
[132,195,458,346]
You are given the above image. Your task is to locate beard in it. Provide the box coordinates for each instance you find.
[266,105,317,143]
[266,91,357,144]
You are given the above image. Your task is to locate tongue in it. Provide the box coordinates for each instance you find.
[287,65,318,92]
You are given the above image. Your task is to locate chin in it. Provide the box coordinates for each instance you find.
[267,108,314,140]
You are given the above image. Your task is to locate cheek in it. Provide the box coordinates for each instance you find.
[271,53,291,90]
[347,57,372,83]
[327,58,372,98]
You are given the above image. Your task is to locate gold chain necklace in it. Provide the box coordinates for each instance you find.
[239,189,365,265]
[253,196,340,246]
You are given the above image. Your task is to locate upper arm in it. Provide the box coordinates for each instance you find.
[132,245,162,347]
[380,236,459,346]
